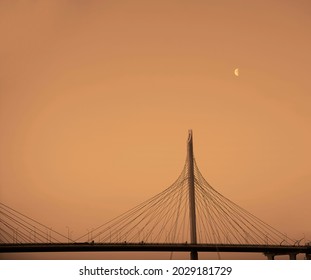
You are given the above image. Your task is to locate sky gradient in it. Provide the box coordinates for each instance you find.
[1,0,311,259]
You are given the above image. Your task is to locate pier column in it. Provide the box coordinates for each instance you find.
[289,253,297,260]
[265,253,275,260]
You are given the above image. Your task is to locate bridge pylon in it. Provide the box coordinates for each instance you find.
[187,130,198,260]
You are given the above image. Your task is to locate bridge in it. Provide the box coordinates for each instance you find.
[1,131,310,260]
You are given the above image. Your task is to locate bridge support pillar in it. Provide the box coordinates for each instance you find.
[305,254,311,260]
[289,253,297,260]
[265,253,275,260]
[191,251,198,260]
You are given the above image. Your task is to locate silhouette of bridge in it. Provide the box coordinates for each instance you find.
[1,131,310,260]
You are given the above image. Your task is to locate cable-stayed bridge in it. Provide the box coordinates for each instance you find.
[1,131,310,260]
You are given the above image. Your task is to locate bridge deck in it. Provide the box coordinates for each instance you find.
[1,243,310,255]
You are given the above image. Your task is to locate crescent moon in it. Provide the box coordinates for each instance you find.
[234,68,239,77]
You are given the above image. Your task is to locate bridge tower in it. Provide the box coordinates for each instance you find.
[187,130,198,260]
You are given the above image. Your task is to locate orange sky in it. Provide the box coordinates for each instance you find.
[1,0,311,259]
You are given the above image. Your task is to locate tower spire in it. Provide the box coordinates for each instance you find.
[187,130,198,260]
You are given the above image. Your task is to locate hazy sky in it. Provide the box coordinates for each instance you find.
[1,0,310,259]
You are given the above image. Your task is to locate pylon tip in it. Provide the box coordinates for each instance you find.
[188,130,193,142]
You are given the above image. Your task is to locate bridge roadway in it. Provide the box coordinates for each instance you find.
[1,243,310,259]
